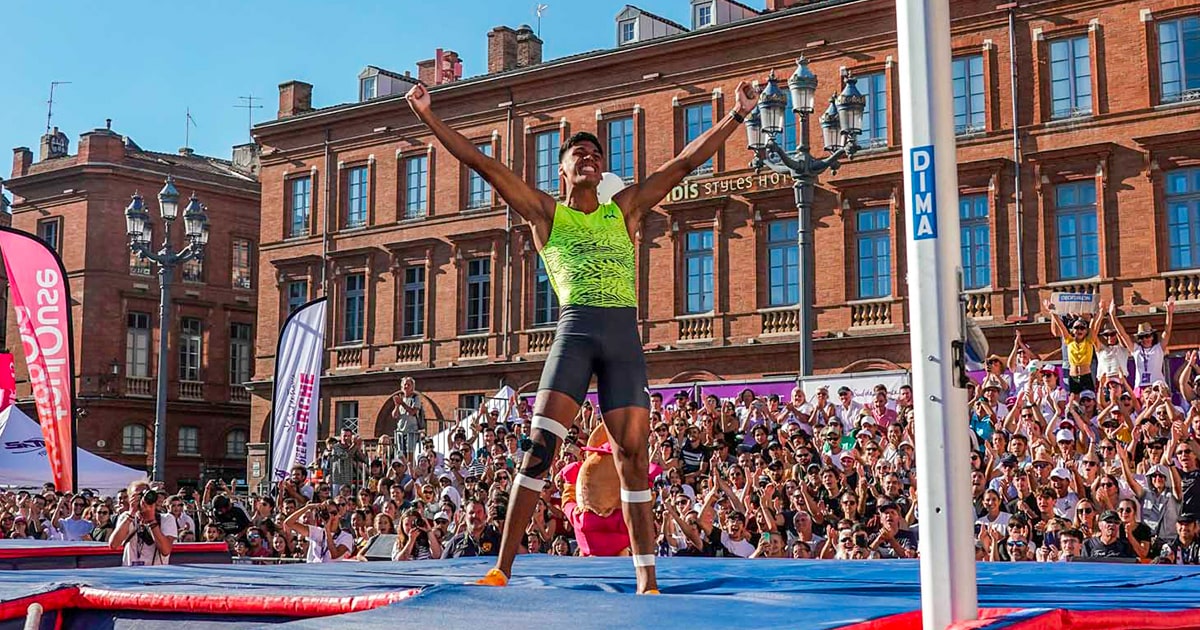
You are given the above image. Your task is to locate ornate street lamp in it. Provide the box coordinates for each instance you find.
[124,176,210,482]
[746,58,866,379]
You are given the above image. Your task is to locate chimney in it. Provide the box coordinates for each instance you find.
[515,25,543,68]
[231,143,261,176]
[278,81,314,119]
[39,127,70,161]
[487,26,519,73]
[78,128,125,163]
[179,147,195,156]
[416,58,437,85]
[12,147,33,178]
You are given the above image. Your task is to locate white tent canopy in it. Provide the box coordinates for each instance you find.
[0,405,147,494]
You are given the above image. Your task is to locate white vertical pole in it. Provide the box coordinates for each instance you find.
[895,0,978,628]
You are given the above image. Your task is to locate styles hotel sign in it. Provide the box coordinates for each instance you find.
[667,171,789,203]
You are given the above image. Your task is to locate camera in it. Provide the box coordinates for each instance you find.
[141,489,158,507]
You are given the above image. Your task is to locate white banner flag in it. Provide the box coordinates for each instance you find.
[269,298,326,482]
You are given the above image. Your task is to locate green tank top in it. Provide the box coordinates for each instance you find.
[538,201,637,308]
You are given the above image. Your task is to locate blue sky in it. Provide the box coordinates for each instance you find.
[3,0,715,166]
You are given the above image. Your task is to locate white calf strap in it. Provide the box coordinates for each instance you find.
[632,554,656,568]
[514,473,546,492]
[621,488,653,504]
[530,415,570,440]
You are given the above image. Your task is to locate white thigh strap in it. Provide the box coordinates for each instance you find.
[514,473,546,492]
[621,488,653,503]
[530,415,570,440]
[632,554,656,567]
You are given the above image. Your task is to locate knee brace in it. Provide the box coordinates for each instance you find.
[515,415,567,492]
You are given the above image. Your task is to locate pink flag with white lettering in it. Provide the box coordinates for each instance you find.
[0,227,77,491]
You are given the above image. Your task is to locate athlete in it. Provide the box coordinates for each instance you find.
[406,79,756,593]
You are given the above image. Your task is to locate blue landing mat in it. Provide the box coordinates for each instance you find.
[2,557,1199,629]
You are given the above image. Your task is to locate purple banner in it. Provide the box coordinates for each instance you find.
[698,379,797,403]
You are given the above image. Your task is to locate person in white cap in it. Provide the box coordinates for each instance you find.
[1048,465,1080,520]
[1125,462,1181,537]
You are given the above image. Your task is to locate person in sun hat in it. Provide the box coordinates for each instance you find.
[1107,300,1174,395]
[409,76,758,594]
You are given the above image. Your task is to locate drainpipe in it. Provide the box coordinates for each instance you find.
[1003,2,1028,318]
[501,91,516,359]
[322,129,333,300]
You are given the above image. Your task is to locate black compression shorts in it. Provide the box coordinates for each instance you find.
[537,305,650,412]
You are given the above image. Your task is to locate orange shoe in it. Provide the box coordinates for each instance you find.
[641,589,660,595]
[474,568,509,587]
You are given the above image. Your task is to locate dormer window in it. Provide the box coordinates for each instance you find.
[619,19,636,43]
[359,75,377,102]
[695,2,713,28]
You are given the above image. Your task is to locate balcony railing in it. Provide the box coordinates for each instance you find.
[963,290,992,319]
[459,335,489,359]
[850,299,893,328]
[1049,279,1100,296]
[396,340,423,364]
[677,314,713,342]
[335,346,363,369]
[1164,269,1200,303]
[125,376,153,397]
[526,329,555,354]
[230,386,250,404]
[179,381,204,401]
[1162,88,1200,104]
[759,307,799,335]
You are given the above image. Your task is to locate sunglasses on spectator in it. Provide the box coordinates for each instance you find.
[1099,482,1116,488]
[1007,541,1026,548]
[1079,507,1094,514]
[1178,449,1195,456]
[1117,507,1134,513]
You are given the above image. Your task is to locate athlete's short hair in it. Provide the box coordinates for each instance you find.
[559,131,603,162]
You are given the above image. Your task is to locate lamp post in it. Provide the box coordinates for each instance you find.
[746,57,866,380]
[124,176,210,482]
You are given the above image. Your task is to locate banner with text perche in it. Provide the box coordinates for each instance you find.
[0,227,78,492]
[269,297,326,482]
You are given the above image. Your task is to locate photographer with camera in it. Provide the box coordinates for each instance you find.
[283,502,353,563]
[108,481,176,566]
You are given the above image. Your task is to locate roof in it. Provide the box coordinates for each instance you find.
[253,0,864,133]
[125,147,258,183]
[621,4,690,32]
[722,0,763,15]
[360,65,417,83]
[16,133,257,188]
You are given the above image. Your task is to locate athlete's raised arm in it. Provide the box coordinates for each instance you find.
[406,83,555,230]
[614,81,757,224]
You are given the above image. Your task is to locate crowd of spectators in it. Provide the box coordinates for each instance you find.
[2,301,1198,566]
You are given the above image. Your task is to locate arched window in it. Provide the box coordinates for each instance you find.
[122,424,147,454]
[226,429,248,458]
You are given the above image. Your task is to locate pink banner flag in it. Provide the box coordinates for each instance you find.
[0,227,76,491]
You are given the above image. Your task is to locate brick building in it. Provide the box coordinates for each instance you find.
[6,123,260,488]
[247,0,1200,485]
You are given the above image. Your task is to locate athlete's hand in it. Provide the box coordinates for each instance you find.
[734,80,757,116]
[406,83,432,116]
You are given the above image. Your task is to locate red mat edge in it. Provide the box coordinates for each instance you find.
[0,542,229,560]
[838,607,1200,630]
[0,585,419,621]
